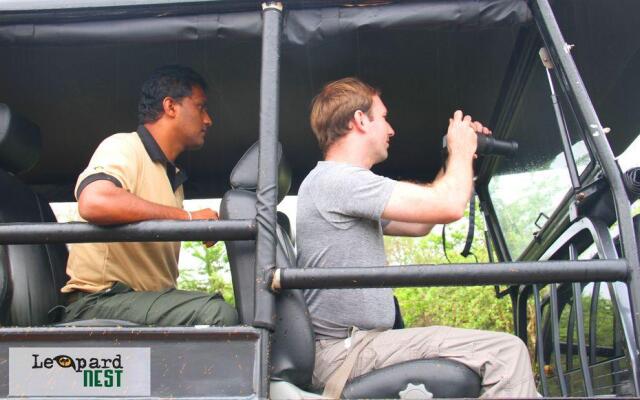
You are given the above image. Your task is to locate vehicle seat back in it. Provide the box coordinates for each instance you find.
[220,141,315,389]
[0,104,69,326]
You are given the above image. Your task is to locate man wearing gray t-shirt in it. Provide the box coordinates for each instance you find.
[297,77,539,397]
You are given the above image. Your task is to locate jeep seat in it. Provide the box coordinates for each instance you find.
[0,104,135,327]
[221,142,482,398]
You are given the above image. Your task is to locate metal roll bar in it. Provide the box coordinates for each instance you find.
[0,219,256,244]
[272,259,628,290]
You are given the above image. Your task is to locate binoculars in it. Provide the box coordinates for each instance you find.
[442,133,518,158]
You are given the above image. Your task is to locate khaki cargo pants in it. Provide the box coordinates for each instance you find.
[314,326,539,398]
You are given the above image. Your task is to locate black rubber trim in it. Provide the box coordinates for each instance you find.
[137,126,187,192]
[75,172,122,199]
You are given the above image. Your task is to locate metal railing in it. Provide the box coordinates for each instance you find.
[0,220,255,244]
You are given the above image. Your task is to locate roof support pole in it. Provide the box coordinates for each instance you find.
[531,0,640,390]
[255,0,282,330]
[255,1,282,397]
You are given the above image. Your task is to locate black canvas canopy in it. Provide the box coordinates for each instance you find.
[0,0,637,201]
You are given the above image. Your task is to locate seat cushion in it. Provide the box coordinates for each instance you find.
[342,358,482,398]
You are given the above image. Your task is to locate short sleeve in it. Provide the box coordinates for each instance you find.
[310,164,396,226]
[74,134,140,200]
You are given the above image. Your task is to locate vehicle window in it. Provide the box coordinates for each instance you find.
[488,62,638,259]
[487,64,576,259]
[488,154,573,259]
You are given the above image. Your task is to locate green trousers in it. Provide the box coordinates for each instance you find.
[61,282,238,326]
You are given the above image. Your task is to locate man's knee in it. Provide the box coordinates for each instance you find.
[499,333,531,367]
[200,299,238,326]
[505,333,528,353]
[218,301,239,325]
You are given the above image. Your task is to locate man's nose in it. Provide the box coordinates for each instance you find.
[388,125,395,137]
[204,112,213,127]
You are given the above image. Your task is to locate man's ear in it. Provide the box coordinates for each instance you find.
[352,109,366,132]
[162,97,178,118]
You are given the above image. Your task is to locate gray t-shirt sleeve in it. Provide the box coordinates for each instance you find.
[310,165,396,227]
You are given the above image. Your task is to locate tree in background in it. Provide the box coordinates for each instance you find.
[178,241,234,305]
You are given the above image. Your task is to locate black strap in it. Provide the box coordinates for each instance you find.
[442,224,451,263]
[460,191,476,258]
[392,296,405,329]
[442,191,477,263]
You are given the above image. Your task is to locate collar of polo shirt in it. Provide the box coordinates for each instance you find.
[137,125,188,192]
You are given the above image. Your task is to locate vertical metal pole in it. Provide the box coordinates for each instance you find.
[533,284,550,396]
[516,286,532,343]
[550,283,569,395]
[572,281,594,396]
[541,58,581,190]
[477,187,512,262]
[567,299,576,372]
[570,246,594,396]
[255,1,283,397]
[531,4,640,385]
[589,283,600,362]
[612,290,624,394]
[255,0,282,329]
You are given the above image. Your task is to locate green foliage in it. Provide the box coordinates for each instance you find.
[388,202,514,333]
[395,286,513,332]
[557,287,615,350]
[177,242,235,305]
[385,203,489,266]
[490,172,568,259]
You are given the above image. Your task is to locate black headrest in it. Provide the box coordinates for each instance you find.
[0,104,41,174]
[229,141,291,203]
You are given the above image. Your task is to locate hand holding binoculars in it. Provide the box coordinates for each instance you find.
[442,133,518,158]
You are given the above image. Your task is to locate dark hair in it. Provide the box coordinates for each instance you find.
[137,65,208,124]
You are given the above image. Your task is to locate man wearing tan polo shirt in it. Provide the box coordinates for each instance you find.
[60,65,238,326]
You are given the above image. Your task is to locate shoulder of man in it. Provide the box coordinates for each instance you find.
[307,162,395,207]
[96,131,141,149]
[74,131,143,199]
[310,162,379,184]
[89,131,145,163]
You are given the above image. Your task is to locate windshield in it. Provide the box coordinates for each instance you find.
[489,154,574,259]
[489,80,640,260]
[487,63,593,259]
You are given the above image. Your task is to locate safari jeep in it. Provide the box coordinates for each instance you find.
[0,0,638,398]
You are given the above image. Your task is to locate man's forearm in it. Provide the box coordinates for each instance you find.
[78,181,187,225]
[433,152,474,215]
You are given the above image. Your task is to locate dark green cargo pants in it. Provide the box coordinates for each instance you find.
[61,282,238,326]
